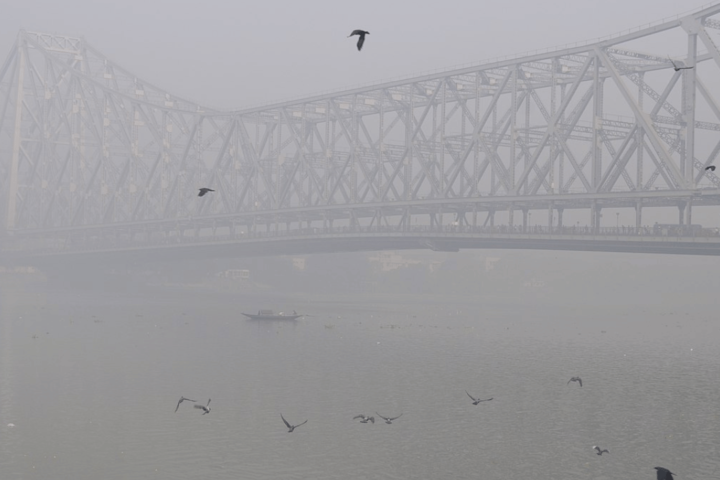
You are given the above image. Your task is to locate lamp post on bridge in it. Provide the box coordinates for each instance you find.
[616,212,619,229]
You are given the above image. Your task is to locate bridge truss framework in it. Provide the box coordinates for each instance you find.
[3,4,720,256]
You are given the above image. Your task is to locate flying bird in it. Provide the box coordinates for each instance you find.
[281,414,308,432]
[466,391,493,405]
[567,377,583,387]
[376,412,402,424]
[655,467,677,480]
[194,398,211,415]
[593,446,609,455]
[198,188,215,197]
[348,30,369,51]
[175,396,197,413]
[668,56,694,71]
[353,414,375,424]
[706,165,716,171]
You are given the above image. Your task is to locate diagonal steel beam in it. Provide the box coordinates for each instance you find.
[378,81,443,201]
[440,70,513,196]
[514,54,594,194]
[597,126,638,192]
[597,47,685,189]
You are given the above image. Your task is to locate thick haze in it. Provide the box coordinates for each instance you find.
[0,0,712,109]
[2,4,720,477]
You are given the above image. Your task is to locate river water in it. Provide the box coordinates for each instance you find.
[1,271,719,480]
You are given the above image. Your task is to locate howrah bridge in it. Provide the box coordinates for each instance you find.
[3,4,720,266]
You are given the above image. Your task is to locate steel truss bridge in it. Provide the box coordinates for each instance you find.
[4,4,720,264]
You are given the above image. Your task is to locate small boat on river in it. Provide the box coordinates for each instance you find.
[242,309,302,320]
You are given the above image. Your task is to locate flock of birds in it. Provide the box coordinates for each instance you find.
[564,377,676,480]
[173,376,676,480]
[184,33,696,480]
[173,392,401,431]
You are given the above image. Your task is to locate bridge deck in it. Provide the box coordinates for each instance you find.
[5,226,720,267]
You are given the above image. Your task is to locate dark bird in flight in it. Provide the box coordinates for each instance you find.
[655,467,677,480]
[668,57,694,71]
[353,414,375,424]
[198,188,215,197]
[593,445,609,455]
[466,391,493,405]
[348,30,369,51]
[175,396,197,413]
[567,377,583,387]
[281,414,308,432]
[706,165,716,171]
[376,412,402,424]
[194,398,211,415]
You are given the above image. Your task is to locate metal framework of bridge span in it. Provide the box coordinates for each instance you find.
[3,4,720,258]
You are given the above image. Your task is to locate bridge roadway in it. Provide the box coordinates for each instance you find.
[4,225,720,268]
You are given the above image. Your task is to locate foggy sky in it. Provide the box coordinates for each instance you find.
[0,0,711,109]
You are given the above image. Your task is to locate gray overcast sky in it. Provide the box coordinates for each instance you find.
[0,0,713,108]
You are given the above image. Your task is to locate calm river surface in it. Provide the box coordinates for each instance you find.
[1,280,719,480]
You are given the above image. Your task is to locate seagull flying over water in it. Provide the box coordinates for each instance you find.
[175,396,197,413]
[194,398,211,415]
[466,391,493,405]
[281,414,308,432]
[348,30,369,51]
[376,412,402,424]
[593,445,609,455]
[706,165,716,171]
[198,188,215,197]
[353,414,375,423]
[567,377,583,387]
[668,56,694,71]
[655,467,677,480]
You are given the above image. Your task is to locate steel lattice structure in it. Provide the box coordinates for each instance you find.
[3,4,720,256]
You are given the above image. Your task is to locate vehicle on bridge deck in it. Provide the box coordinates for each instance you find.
[242,310,302,321]
[652,223,711,236]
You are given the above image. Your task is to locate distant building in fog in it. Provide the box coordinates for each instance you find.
[523,279,546,289]
[0,266,39,274]
[368,251,440,272]
[217,269,250,280]
[485,257,501,272]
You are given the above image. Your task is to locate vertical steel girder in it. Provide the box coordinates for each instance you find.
[3,4,720,237]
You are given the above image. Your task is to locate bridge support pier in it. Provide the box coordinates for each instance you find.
[635,202,642,230]
[547,203,554,232]
[508,206,514,229]
[557,208,564,230]
[678,202,685,226]
[591,202,601,233]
